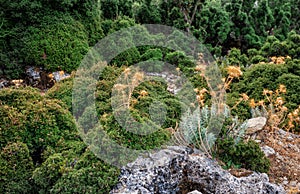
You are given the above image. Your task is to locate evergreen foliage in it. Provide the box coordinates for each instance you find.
[0,0,300,192]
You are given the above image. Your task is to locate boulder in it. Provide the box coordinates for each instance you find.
[188,190,203,194]
[110,146,285,194]
[245,117,267,135]
[261,145,276,157]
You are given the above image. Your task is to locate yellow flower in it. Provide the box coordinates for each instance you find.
[59,70,65,76]
[48,73,54,79]
[227,66,242,78]
[200,88,208,94]
[276,97,284,105]
[114,84,127,91]
[139,90,148,97]
[281,106,288,112]
[249,99,256,108]
[263,89,269,95]
[258,100,265,106]
[195,65,205,72]
[279,84,286,93]
[124,68,131,75]
[293,110,299,117]
[240,93,249,101]
[131,99,138,106]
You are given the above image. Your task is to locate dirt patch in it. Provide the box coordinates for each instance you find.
[257,129,300,193]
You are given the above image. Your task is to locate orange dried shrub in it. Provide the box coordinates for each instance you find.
[269,56,291,65]
[286,105,300,133]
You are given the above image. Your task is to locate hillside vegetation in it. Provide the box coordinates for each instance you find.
[0,0,299,193]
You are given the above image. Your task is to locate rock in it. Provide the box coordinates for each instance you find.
[188,190,203,194]
[261,145,276,157]
[52,71,71,82]
[0,79,10,89]
[245,117,267,135]
[282,181,289,185]
[146,72,182,95]
[277,129,300,140]
[110,146,285,194]
[290,181,297,187]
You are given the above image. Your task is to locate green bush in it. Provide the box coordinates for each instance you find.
[21,15,89,72]
[46,78,74,111]
[32,153,67,193]
[0,142,34,194]
[50,160,119,194]
[276,73,300,110]
[233,63,288,100]
[33,143,119,194]
[216,138,270,173]
[0,87,77,158]
[258,32,300,58]
[230,59,300,116]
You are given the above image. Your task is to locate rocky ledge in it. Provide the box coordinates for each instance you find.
[110,146,285,194]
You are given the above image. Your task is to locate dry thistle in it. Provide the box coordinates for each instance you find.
[249,99,256,108]
[227,66,243,78]
[241,93,249,101]
[286,105,300,132]
[138,90,148,98]
[223,66,243,90]
[279,84,286,93]
[246,85,292,132]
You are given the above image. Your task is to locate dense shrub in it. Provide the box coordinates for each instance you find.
[50,159,119,194]
[0,142,34,193]
[0,87,77,158]
[46,78,74,111]
[216,138,270,173]
[33,141,119,193]
[233,63,288,100]
[230,59,300,116]
[21,15,89,72]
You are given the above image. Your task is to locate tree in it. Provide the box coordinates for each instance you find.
[223,0,261,51]
[134,0,161,24]
[196,0,231,46]
[249,0,274,37]
[174,0,203,33]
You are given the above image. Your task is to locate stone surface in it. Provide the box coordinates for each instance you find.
[110,146,285,194]
[261,145,276,157]
[188,190,203,194]
[146,72,182,95]
[245,117,267,135]
[277,129,300,140]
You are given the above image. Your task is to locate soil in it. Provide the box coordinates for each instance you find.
[256,129,300,194]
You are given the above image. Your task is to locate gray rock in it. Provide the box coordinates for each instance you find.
[277,129,300,140]
[282,181,289,185]
[290,181,297,187]
[261,145,276,157]
[110,146,286,194]
[52,71,71,82]
[246,117,267,135]
[188,190,203,194]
